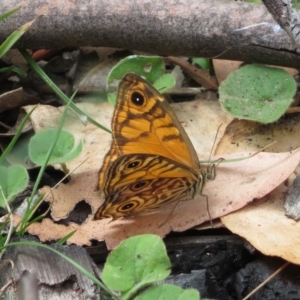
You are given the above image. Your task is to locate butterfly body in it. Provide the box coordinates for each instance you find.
[95,73,205,220]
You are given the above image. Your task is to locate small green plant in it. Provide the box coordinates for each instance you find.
[0,9,84,235]
[19,49,111,134]
[0,7,43,211]
[102,234,200,299]
[107,55,176,105]
[0,165,28,208]
[219,64,296,123]
[0,106,36,211]
[1,234,201,299]
[0,7,40,76]
[29,129,83,167]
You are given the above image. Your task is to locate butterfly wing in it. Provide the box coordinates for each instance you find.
[102,153,200,194]
[99,73,200,190]
[95,154,202,219]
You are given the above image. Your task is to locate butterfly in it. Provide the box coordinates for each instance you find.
[94,73,211,220]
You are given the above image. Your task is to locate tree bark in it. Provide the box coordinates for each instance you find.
[0,237,101,299]
[262,0,300,49]
[1,0,300,67]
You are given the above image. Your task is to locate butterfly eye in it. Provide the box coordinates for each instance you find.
[127,161,140,168]
[131,92,145,106]
[133,181,147,189]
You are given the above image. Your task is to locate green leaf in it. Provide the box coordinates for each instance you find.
[0,15,43,59]
[135,284,200,300]
[56,230,77,245]
[102,234,171,299]
[0,66,27,77]
[29,129,83,165]
[0,165,28,206]
[108,56,165,84]
[107,92,117,106]
[0,6,21,22]
[0,106,36,166]
[153,74,176,93]
[219,64,296,123]
[192,57,211,71]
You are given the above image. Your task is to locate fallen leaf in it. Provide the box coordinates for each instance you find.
[215,113,300,154]
[213,60,243,84]
[221,183,300,265]
[25,149,300,249]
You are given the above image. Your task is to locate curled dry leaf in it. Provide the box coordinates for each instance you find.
[221,183,300,265]
[217,112,300,264]
[215,113,300,154]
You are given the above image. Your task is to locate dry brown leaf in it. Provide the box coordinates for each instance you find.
[221,183,300,265]
[213,60,243,84]
[215,114,300,155]
[0,88,40,114]
[24,149,300,249]
[0,109,32,137]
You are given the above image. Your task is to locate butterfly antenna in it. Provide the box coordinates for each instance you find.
[209,123,222,162]
[204,123,223,182]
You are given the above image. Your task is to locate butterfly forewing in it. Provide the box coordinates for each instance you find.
[114,74,199,166]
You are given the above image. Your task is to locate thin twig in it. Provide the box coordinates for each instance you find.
[242,261,290,300]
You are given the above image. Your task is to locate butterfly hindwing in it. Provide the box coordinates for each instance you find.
[96,154,203,219]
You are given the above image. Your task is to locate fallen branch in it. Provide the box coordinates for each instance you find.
[0,0,300,67]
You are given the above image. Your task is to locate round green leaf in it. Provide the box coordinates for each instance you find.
[102,234,171,293]
[108,56,165,84]
[0,165,28,206]
[135,284,200,300]
[219,64,296,123]
[29,129,83,166]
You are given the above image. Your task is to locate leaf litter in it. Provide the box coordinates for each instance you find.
[14,98,300,251]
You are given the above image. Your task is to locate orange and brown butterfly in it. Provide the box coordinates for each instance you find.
[94,73,209,220]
